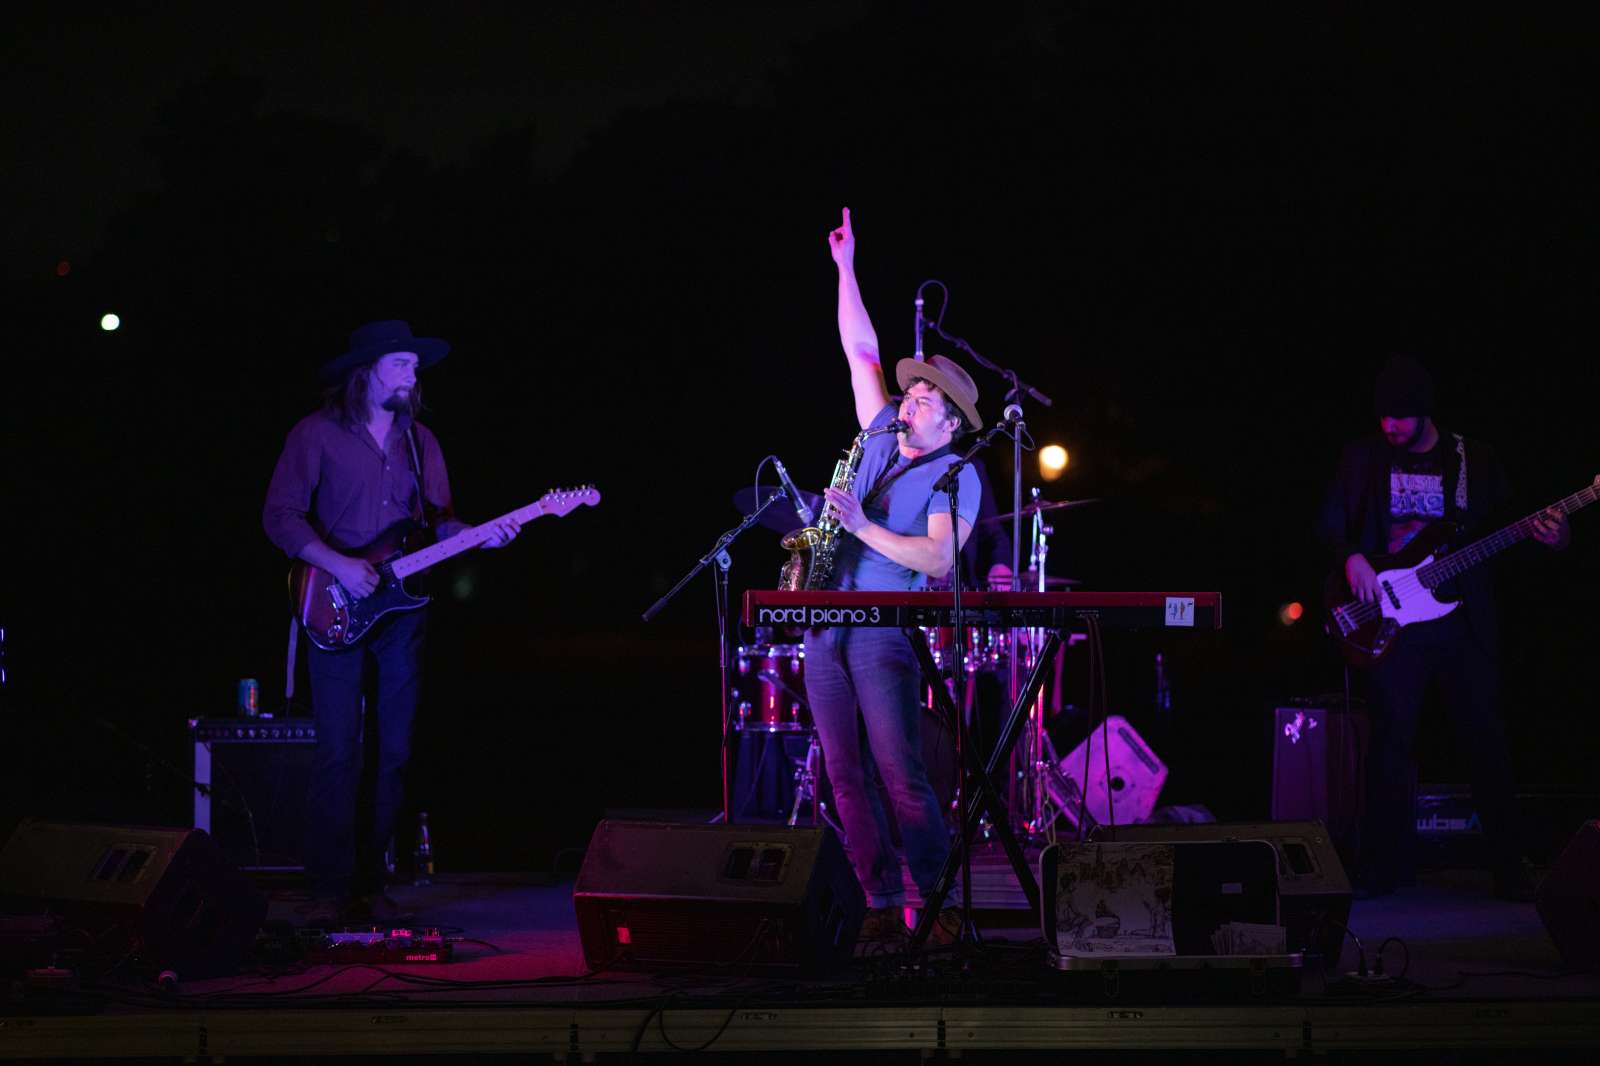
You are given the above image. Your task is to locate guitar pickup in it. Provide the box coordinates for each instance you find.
[1381,580,1401,610]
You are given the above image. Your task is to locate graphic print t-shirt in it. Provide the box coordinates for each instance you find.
[1388,446,1447,552]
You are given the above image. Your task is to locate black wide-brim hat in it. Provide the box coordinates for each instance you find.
[320,320,450,383]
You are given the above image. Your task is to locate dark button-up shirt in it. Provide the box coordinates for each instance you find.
[263,411,459,558]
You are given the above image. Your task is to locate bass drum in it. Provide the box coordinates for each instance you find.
[731,643,810,731]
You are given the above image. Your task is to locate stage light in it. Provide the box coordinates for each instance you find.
[1278,601,1304,626]
[100,313,120,332]
[56,260,71,277]
[1039,444,1069,481]
[453,572,475,601]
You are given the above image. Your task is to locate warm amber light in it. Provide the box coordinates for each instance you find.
[1039,444,1069,481]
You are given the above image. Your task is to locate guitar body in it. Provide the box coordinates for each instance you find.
[289,520,434,652]
[1324,520,1461,668]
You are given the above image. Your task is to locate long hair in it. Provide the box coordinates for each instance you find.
[322,363,424,426]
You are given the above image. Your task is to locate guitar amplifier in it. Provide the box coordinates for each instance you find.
[191,718,318,872]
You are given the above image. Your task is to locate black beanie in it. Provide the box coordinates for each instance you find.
[1373,355,1435,418]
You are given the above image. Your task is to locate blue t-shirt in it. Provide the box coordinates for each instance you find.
[833,404,982,591]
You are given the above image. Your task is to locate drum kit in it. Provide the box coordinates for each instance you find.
[726,484,1099,838]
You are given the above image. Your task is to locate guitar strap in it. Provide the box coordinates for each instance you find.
[404,425,428,525]
[863,443,954,509]
[1453,432,1469,513]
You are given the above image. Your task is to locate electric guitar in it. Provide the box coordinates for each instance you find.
[290,486,600,651]
[1325,475,1599,667]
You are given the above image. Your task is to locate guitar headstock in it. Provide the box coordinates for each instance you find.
[540,485,601,516]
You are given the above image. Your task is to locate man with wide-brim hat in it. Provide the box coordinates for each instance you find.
[801,207,986,951]
[264,318,520,926]
[318,319,453,385]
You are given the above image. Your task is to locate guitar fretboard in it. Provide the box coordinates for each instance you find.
[1419,481,1600,587]
[390,501,549,579]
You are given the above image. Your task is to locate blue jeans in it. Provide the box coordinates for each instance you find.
[804,626,951,908]
[304,609,426,897]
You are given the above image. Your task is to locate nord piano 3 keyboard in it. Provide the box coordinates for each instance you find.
[742,590,1221,631]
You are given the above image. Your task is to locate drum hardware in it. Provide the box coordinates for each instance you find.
[786,733,845,841]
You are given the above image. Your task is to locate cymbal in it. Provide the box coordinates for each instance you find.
[732,486,824,534]
[929,571,1083,591]
[991,570,1082,590]
[979,498,1099,525]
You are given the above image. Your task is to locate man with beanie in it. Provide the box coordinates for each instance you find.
[1316,355,1571,902]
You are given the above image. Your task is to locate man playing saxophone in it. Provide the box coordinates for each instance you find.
[807,207,984,947]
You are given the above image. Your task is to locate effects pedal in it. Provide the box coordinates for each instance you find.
[304,926,453,964]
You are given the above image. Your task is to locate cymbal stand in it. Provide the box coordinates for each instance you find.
[1019,490,1058,837]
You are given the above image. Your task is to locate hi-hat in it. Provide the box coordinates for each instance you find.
[732,486,824,534]
[979,497,1099,525]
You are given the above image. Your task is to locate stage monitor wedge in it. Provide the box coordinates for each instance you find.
[0,819,266,978]
[573,820,864,974]
[1537,819,1600,971]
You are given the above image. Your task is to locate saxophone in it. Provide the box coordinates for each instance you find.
[779,419,908,591]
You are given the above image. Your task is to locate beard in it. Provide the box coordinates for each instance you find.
[1385,424,1422,450]
[381,389,412,414]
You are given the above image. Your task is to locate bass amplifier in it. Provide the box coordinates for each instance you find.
[191,718,317,872]
[573,820,864,974]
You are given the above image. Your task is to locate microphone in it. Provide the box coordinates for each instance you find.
[914,296,925,360]
[772,457,814,526]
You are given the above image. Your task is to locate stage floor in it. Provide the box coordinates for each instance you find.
[4,847,1599,1060]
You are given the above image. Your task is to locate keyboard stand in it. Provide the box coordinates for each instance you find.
[906,629,1061,950]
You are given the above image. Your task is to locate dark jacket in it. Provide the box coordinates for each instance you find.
[1316,427,1510,651]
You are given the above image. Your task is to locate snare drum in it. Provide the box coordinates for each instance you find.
[731,643,810,731]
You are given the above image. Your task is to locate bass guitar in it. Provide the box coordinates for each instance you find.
[1325,475,1599,666]
[290,485,600,650]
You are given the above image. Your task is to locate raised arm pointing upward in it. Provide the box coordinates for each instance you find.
[828,207,892,429]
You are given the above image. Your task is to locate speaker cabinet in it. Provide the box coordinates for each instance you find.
[1270,703,1368,855]
[1095,820,1351,966]
[0,819,266,978]
[1537,820,1600,970]
[573,820,864,974]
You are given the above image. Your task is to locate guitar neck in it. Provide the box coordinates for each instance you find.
[1422,480,1600,585]
[390,501,547,580]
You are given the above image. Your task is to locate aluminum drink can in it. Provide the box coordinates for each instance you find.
[238,678,260,717]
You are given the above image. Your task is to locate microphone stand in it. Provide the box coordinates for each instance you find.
[643,488,791,824]
[929,418,1018,952]
[924,318,1052,805]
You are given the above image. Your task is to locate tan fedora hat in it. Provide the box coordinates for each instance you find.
[895,354,983,432]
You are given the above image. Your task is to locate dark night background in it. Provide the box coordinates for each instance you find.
[4,2,1598,872]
